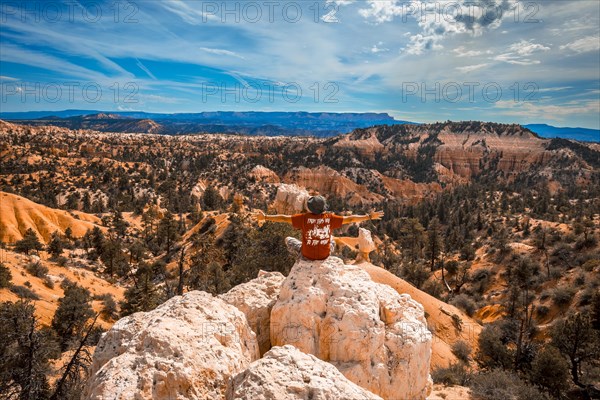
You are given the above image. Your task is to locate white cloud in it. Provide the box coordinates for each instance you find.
[136,59,157,80]
[508,40,550,56]
[371,42,389,53]
[456,63,489,73]
[326,0,356,5]
[453,46,493,57]
[356,0,518,54]
[494,40,550,65]
[160,0,218,24]
[560,36,600,54]
[494,99,600,121]
[199,47,245,59]
[538,87,572,93]
[0,76,19,81]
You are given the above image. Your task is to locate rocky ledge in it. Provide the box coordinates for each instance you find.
[84,257,432,399]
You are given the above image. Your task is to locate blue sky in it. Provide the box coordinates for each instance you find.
[1,0,599,128]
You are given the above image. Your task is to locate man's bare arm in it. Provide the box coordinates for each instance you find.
[254,210,293,224]
[342,210,384,225]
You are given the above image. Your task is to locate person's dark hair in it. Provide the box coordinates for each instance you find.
[307,196,328,214]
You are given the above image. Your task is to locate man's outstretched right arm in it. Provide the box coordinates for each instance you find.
[254,210,293,224]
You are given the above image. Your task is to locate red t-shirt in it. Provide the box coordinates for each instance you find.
[291,213,344,260]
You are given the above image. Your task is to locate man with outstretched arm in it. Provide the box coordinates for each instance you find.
[254,195,384,260]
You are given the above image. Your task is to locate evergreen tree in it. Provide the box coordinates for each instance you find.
[219,213,250,268]
[157,211,179,255]
[425,218,442,271]
[398,218,425,263]
[0,300,60,399]
[0,262,12,288]
[476,323,513,370]
[100,239,129,277]
[530,346,569,398]
[201,185,223,211]
[120,262,164,316]
[47,231,64,258]
[51,284,94,351]
[591,291,600,331]
[551,312,600,387]
[110,210,129,238]
[14,228,43,255]
[229,222,298,287]
[64,227,73,242]
[187,234,226,293]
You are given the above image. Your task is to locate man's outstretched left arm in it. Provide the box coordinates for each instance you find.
[342,210,384,225]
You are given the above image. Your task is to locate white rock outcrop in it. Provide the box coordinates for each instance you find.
[273,183,309,214]
[220,270,286,356]
[229,345,382,400]
[357,227,377,262]
[270,257,432,400]
[84,291,260,400]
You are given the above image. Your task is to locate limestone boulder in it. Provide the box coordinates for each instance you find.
[220,270,286,356]
[273,183,309,214]
[270,257,432,400]
[84,291,260,400]
[228,345,382,400]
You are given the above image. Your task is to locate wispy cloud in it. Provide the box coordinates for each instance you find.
[560,35,600,54]
[456,63,489,73]
[494,40,550,65]
[494,99,600,121]
[136,59,157,80]
[199,47,245,59]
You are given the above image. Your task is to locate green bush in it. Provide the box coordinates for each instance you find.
[432,363,470,386]
[445,260,459,275]
[43,277,55,289]
[470,370,549,400]
[9,285,40,300]
[582,258,600,272]
[551,287,575,308]
[0,263,12,288]
[531,346,570,398]
[536,305,550,318]
[451,340,472,363]
[450,294,476,317]
[25,261,49,278]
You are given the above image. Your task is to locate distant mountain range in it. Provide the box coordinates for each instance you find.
[523,124,599,143]
[0,110,597,141]
[0,110,413,137]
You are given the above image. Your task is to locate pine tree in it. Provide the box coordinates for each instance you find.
[425,218,442,271]
[15,228,43,255]
[0,262,12,288]
[0,300,60,399]
[100,239,129,277]
[398,218,425,263]
[47,232,64,258]
[120,263,164,316]
[531,346,569,398]
[551,312,600,387]
[201,185,223,211]
[110,210,129,238]
[51,284,94,351]
[157,211,180,255]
